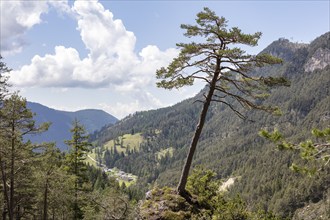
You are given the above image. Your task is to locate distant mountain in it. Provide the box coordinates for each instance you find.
[63,109,118,133]
[27,102,118,150]
[90,32,330,218]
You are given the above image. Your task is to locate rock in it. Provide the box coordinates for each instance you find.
[304,48,330,72]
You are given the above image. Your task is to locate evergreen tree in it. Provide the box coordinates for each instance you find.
[156,7,289,196]
[260,127,330,174]
[0,55,11,218]
[0,93,48,219]
[33,143,68,219]
[64,119,90,219]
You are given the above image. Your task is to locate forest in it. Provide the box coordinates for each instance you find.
[1,8,329,220]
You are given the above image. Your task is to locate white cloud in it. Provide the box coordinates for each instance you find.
[8,0,179,91]
[0,1,48,56]
[10,46,81,87]
[99,90,164,119]
[96,86,166,119]
[74,1,136,60]
[48,0,72,16]
[99,102,140,119]
[0,0,73,56]
[48,104,89,113]
[4,0,181,118]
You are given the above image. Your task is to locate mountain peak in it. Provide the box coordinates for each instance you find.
[260,38,308,62]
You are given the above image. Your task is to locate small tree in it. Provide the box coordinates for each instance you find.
[33,143,64,220]
[156,8,289,196]
[64,119,90,219]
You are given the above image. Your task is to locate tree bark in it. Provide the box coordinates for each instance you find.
[9,122,15,220]
[177,59,221,196]
[0,159,9,220]
[43,177,49,220]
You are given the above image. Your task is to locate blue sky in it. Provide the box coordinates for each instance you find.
[1,0,329,119]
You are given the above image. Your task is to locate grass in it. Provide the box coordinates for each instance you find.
[86,132,143,170]
[85,155,97,167]
[85,149,98,167]
[156,147,174,160]
[103,133,143,155]
[86,133,143,168]
[118,178,137,187]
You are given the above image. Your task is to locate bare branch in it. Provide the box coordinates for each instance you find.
[211,99,247,120]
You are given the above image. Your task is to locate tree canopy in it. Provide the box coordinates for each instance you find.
[156,7,290,196]
[260,127,330,174]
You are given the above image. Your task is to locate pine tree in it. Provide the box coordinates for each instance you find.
[0,93,49,219]
[64,119,90,219]
[156,7,290,196]
[33,143,67,220]
[0,55,11,219]
[260,127,330,174]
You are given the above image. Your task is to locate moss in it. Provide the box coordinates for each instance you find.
[140,187,189,219]
[140,186,211,219]
[163,210,191,220]
[141,200,151,209]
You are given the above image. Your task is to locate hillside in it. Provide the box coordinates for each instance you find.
[90,32,330,218]
[27,102,118,150]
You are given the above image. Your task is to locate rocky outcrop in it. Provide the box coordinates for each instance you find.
[304,47,330,72]
[261,38,308,62]
[293,192,330,220]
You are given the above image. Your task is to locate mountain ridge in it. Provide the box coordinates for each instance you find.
[27,101,118,150]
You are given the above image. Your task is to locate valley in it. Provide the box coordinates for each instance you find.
[1,3,328,218]
[86,151,138,187]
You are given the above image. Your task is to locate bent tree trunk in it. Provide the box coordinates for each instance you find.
[177,64,220,196]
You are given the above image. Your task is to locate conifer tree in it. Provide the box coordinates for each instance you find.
[33,143,64,220]
[0,93,49,219]
[0,55,10,218]
[260,127,330,174]
[156,7,290,196]
[64,119,90,219]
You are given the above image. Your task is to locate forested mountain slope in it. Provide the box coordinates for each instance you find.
[91,32,330,218]
[27,102,118,150]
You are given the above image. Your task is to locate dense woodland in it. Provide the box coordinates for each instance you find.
[0,60,136,218]
[0,9,329,220]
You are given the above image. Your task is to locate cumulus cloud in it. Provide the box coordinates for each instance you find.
[48,0,72,16]
[4,0,181,117]
[99,90,164,119]
[11,46,81,87]
[74,1,136,60]
[99,102,139,119]
[0,1,48,56]
[0,0,73,56]
[8,0,178,91]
